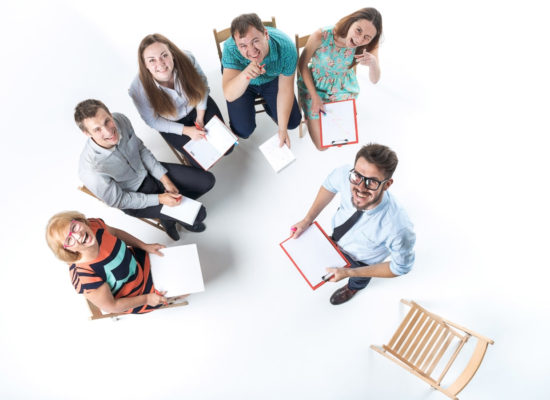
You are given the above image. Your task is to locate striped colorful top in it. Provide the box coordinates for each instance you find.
[69,218,159,314]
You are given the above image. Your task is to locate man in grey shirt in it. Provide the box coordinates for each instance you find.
[75,99,215,240]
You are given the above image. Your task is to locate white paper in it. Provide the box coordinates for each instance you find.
[149,244,205,295]
[320,99,357,146]
[259,134,296,173]
[281,223,348,288]
[160,196,202,225]
[184,116,237,170]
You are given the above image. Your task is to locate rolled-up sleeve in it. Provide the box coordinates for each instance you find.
[388,228,416,275]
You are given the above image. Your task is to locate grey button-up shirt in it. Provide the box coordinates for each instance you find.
[78,112,167,209]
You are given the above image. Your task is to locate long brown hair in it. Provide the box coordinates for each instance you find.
[138,34,207,117]
[334,8,383,69]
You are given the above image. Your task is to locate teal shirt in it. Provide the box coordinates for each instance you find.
[222,27,297,86]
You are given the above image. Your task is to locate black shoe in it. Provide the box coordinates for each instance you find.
[180,222,206,233]
[330,285,358,305]
[163,222,180,241]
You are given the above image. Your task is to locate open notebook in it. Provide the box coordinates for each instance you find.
[184,116,238,170]
[319,99,358,148]
[280,222,350,290]
[149,244,205,295]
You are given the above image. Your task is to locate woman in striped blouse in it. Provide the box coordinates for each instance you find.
[46,211,167,314]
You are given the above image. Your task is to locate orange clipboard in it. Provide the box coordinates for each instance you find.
[280,221,350,290]
[319,98,358,149]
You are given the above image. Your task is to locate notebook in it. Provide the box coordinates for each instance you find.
[259,133,296,172]
[160,196,202,225]
[183,116,238,170]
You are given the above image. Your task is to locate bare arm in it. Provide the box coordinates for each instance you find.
[222,63,265,102]
[355,47,381,84]
[298,30,325,115]
[84,283,167,314]
[291,186,336,238]
[105,224,165,256]
[276,73,296,147]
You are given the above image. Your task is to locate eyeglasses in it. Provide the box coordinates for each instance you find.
[348,169,388,190]
[63,220,84,248]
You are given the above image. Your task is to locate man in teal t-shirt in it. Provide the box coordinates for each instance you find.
[222,13,302,148]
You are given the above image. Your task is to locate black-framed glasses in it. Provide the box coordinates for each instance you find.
[348,169,388,190]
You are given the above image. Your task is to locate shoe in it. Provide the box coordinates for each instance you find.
[164,222,180,241]
[330,285,358,305]
[180,222,206,233]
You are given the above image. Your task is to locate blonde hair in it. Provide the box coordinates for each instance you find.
[45,211,88,263]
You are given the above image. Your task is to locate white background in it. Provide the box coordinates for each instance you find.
[1,0,549,399]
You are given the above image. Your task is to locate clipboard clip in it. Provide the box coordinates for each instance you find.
[331,139,349,148]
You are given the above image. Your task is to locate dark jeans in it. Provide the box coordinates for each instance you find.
[160,96,233,169]
[341,252,372,291]
[122,162,214,229]
[226,78,302,138]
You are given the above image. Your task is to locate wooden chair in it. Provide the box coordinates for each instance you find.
[295,33,310,138]
[87,295,189,321]
[371,299,494,399]
[161,135,190,166]
[78,185,166,233]
[213,17,276,115]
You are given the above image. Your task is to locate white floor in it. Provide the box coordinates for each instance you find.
[1,0,549,399]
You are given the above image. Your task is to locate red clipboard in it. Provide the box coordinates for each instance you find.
[280,221,350,290]
[319,98,358,149]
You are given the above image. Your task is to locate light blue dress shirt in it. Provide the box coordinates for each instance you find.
[323,165,416,275]
[78,113,168,210]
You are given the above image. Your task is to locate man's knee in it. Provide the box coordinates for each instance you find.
[230,118,256,139]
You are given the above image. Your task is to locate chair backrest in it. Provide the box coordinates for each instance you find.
[295,34,310,77]
[372,299,494,399]
[213,17,277,63]
[78,186,166,233]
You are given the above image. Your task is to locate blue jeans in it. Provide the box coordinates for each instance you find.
[226,78,302,138]
[342,252,372,291]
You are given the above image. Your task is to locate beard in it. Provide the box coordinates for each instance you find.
[351,186,385,210]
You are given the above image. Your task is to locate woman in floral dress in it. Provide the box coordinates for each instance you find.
[297,8,383,150]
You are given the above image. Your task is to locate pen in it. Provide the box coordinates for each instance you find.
[290,227,297,232]
[321,272,335,282]
[320,110,327,116]
[194,122,208,140]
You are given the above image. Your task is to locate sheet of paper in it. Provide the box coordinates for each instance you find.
[149,244,205,295]
[320,99,358,146]
[259,134,296,173]
[183,116,237,170]
[281,222,348,289]
[160,196,202,225]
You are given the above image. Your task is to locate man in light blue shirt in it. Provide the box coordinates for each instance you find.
[291,143,415,305]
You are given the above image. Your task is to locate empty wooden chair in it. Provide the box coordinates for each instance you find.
[213,17,276,115]
[371,299,494,399]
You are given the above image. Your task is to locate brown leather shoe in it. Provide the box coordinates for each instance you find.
[330,285,358,305]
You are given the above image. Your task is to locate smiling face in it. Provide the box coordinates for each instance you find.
[142,41,174,86]
[234,26,270,63]
[345,19,377,48]
[81,108,119,149]
[57,219,99,262]
[350,157,392,210]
